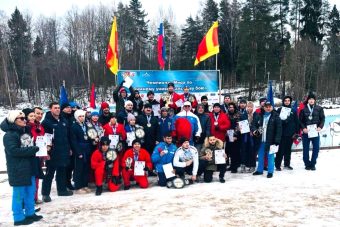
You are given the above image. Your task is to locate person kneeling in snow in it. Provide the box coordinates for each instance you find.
[151,133,177,186]
[121,139,153,190]
[198,136,227,183]
[91,137,121,195]
[173,138,199,183]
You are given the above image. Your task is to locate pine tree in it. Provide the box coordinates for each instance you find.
[32,36,44,57]
[300,0,324,43]
[7,8,32,88]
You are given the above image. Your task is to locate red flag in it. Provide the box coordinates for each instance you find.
[90,84,96,109]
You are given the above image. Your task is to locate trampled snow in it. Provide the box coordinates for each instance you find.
[0,149,340,226]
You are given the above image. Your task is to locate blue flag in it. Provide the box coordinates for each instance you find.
[267,80,274,106]
[292,99,298,113]
[60,85,69,106]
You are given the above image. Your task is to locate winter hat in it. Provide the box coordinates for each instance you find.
[239,99,247,104]
[264,101,272,106]
[201,95,208,101]
[183,101,191,107]
[307,92,316,101]
[7,110,24,123]
[22,108,34,120]
[179,137,189,145]
[101,102,109,110]
[134,90,139,94]
[74,109,86,122]
[196,104,204,109]
[100,136,111,146]
[127,113,136,122]
[124,100,133,108]
[213,103,221,108]
[132,139,142,146]
[259,98,267,104]
[168,82,175,88]
[160,107,168,112]
[144,103,152,109]
[69,101,80,109]
[110,113,117,119]
[224,94,231,99]
[119,87,127,93]
[61,102,71,110]
[147,91,154,96]
[91,111,99,117]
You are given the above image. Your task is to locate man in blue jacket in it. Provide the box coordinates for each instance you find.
[151,134,177,186]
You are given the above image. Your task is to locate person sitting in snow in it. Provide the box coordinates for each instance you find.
[151,133,177,186]
[91,136,121,195]
[121,139,153,190]
[173,137,199,182]
[197,135,227,183]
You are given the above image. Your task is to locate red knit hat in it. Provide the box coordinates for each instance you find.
[101,102,109,110]
[119,88,127,93]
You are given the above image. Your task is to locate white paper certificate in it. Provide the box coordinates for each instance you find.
[280,107,291,120]
[36,136,48,157]
[238,120,250,134]
[307,124,318,138]
[175,99,184,108]
[126,132,136,146]
[163,163,175,179]
[109,135,119,149]
[152,104,160,117]
[44,133,53,146]
[134,161,145,176]
[227,129,234,142]
[214,149,226,164]
[123,76,133,88]
[269,145,279,154]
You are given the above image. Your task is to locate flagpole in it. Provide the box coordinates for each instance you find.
[215,53,218,71]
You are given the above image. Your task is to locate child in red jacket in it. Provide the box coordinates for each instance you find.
[121,139,153,190]
[91,137,121,195]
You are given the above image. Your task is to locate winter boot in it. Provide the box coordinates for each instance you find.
[240,164,246,173]
[95,186,103,196]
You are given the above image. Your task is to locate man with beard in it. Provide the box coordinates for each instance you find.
[99,102,112,126]
[221,94,232,113]
[160,82,182,113]
[275,96,299,170]
[209,103,230,142]
[129,89,144,115]
[180,86,198,110]
[194,104,211,151]
[200,96,210,114]
[117,100,134,126]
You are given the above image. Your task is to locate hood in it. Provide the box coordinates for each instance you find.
[0,118,24,133]
[203,137,224,149]
[282,95,292,107]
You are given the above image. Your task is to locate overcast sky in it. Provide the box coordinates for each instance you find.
[1,0,339,26]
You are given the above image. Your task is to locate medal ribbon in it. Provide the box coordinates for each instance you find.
[307,104,314,119]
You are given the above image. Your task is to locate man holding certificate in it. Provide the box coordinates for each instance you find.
[198,136,226,183]
[121,139,153,190]
[151,134,177,186]
[299,93,325,171]
[252,101,282,178]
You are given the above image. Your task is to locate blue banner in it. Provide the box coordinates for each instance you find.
[117,70,218,93]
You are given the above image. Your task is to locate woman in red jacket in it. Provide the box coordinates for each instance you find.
[209,103,231,142]
[91,137,121,195]
[121,139,152,190]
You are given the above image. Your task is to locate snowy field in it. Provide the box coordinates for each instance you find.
[1,149,340,226]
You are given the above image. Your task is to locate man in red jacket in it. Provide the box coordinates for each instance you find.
[209,103,231,142]
[91,137,121,195]
[121,139,153,190]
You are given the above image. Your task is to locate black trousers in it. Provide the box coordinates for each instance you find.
[226,141,240,171]
[203,164,227,182]
[275,136,294,168]
[73,156,90,189]
[42,162,67,195]
[66,154,75,185]
[174,164,193,178]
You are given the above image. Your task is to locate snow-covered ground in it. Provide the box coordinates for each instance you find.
[1,150,340,226]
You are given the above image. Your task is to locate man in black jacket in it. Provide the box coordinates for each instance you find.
[41,102,73,202]
[195,104,211,151]
[299,93,325,170]
[113,80,135,114]
[275,96,299,170]
[1,110,43,225]
[253,101,282,178]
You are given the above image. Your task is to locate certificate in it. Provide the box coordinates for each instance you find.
[134,161,145,176]
[214,149,226,164]
[44,133,53,146]
[227,129,234,142]
[122,76,133,88]
[163,163,175,179]
[238,120,250,134]
[36,136,48,157]
[126,132,136,146]
[280,107,291,120]
[307,124,318,138]
[175,99,184,108]
[269,145,279,154]
[152,104,160,117]
[109,135,119,149]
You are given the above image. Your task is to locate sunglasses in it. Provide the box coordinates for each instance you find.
[16,117,26,121]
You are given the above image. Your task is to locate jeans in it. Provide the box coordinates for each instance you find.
[256,142,275,174]
[302,134,320,167]
[12,176,35,222]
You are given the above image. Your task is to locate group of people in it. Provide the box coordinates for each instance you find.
[1,81,325,225]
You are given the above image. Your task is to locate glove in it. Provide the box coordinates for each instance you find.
[143,166,150,172]
[125,166,130,171]
[33,146,40,152]
[194,136,200,143]
[274,143,280,146]
[111,176,119,185]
